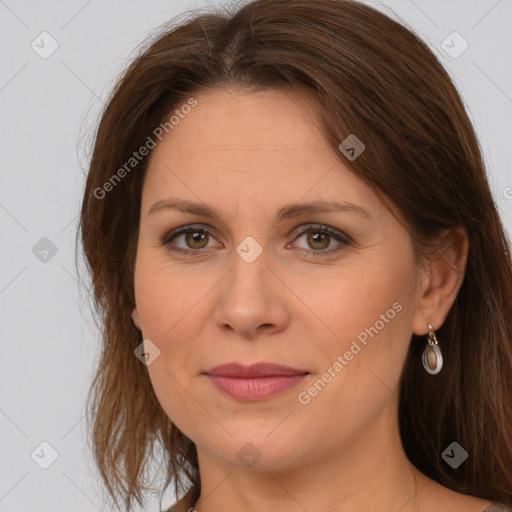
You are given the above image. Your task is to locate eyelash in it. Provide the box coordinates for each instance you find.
[160,224,352,258]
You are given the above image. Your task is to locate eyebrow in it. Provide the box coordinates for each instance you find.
[147,197,372,220]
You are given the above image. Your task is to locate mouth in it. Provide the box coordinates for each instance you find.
[203,362,310,401]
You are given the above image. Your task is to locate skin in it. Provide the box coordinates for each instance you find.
[132,87,492,512]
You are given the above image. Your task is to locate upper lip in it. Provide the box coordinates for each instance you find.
[204,362,309,378]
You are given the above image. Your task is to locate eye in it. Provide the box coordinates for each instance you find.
[160,223,352,257]
[288,224,351,257]
[160,224,221,255]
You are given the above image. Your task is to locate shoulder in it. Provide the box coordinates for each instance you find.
[162,497,512,512]
[412,472,509,512]
[163,489,195,512]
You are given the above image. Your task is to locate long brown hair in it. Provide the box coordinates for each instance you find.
[78,0,512,510]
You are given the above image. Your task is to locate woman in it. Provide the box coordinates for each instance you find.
[79,0,512,510]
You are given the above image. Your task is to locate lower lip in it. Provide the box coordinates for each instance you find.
[206,374,309,401]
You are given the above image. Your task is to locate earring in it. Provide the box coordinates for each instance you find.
[422,323,443,374]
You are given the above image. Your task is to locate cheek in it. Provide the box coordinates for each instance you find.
[134,251,207,433]
[299,251,416,410]
[295,278,414,443]
[134,247,204,344]
[304,256,412,354]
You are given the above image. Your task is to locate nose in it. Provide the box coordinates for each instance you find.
[213,245,291,339]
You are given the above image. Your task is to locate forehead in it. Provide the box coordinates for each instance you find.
[153,87,329,162]
[142,87,380,219]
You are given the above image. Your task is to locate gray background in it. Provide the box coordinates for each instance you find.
[1,0,511,510]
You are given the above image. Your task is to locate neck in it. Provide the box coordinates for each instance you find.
[192,399,428,512]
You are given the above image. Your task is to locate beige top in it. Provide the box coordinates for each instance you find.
[165,492,512,512]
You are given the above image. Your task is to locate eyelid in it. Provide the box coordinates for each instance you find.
[287,224,352,257]
[160,223,219,244]
[288,223,352,244]
[160,223,352,256]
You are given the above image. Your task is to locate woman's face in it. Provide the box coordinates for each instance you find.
[133,87,427,471]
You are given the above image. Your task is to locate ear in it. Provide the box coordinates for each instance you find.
[132,306,142,330]
[411,227,468,335]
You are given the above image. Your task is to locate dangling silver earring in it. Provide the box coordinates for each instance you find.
[422,323,443,374]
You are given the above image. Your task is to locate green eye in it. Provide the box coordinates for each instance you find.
[161,224,351,257]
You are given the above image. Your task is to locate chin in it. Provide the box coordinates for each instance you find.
[199,426,314,471]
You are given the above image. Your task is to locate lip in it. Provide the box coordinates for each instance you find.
[203,362,310,401]
[204,362,309,378]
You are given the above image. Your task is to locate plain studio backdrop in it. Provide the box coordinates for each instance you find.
[0,0,511,510]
